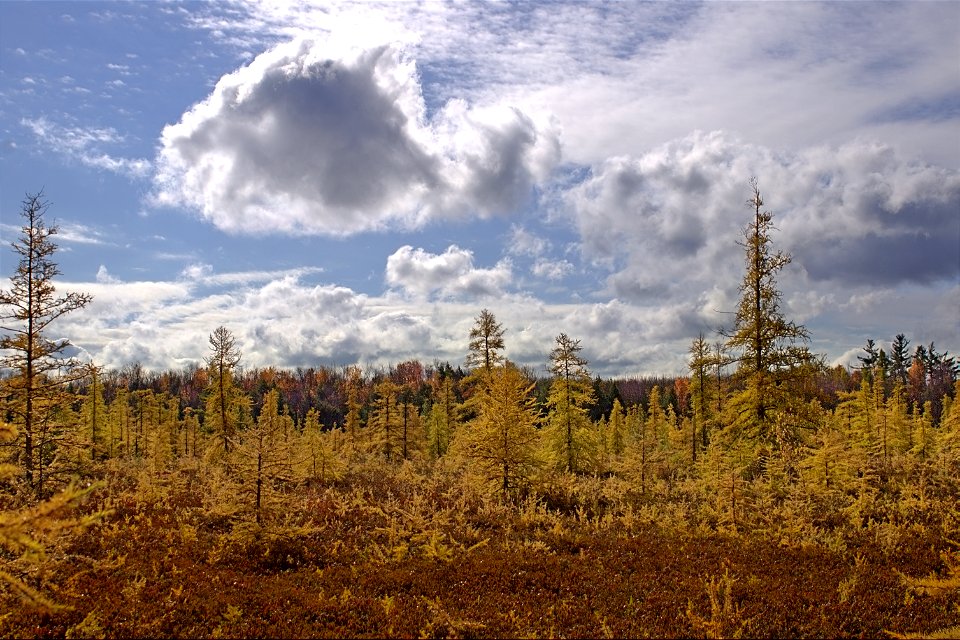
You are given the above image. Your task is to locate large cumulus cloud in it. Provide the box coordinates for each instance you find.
[151,38,559,235]
[567,131,959,299]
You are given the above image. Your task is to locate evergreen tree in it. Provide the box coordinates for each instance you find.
[890,334,911,390]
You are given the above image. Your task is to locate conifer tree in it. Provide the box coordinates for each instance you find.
[0,192,92,493]
[608,398,627,457]
[370,378,403,462]
[890,334,912,389]
[466,309,505,375]
[426,374,458,459]
[722,179,813,449]
[457,363,541,498]
[343,367,364,451]
[543,333,598,474]
[231,388,296,524]
[937,380,960,464]
[205,326,242,454]
[298,409,344,484]
[689,333,713,459]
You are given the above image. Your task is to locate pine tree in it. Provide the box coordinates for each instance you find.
[890,334,912,390]
[0,192,92,494]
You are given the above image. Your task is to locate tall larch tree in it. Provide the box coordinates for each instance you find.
[466,309,505,375]
[457,363,541,499]
[370,378,403,462]
[80,364,105,462]
[544,333,597,474]
[204,326,243,454]
[0,192,92,494]
[232,388,297,524]
[689,333,713,458]
[723,179,813,449]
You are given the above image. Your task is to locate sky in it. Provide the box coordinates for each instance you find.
[0,0,958,379]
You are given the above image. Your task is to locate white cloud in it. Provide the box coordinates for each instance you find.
[507,224,550,257]
[150,38,559,235]
[58,222,109,245]
[531,258,573,281]
[385,245,511,299]
[21,117,151,178]
[95,265,119,284]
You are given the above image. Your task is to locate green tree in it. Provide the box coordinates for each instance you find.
[723,179,813,448]
[543,333,597,474]
[0,192,92,493]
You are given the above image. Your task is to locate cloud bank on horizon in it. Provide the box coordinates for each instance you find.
[1,0,958,378]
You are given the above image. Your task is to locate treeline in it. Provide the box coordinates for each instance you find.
[56,335,957,461]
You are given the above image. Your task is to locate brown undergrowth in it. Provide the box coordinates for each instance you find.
[2,458,958,639]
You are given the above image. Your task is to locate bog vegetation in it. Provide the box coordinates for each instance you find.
[2,185,958,638]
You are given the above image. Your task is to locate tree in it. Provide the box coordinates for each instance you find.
[426,373,458,459]
[543,333,597,474]
[466,309,505,374]
[723,179,813,447]
[205,326,242,454]
[689,333,713,458]
[80,365,106,461]
[0,192,92,493]
[858,339,879,383]
[370,378,403,462]
[231,388,297,524]
[457,363,541,499]
[890,334,911,390]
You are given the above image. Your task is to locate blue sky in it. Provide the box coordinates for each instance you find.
[1,0,958,377]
